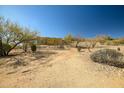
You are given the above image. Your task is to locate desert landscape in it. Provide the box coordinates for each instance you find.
[1,45,124,88]
[1,6,124,88]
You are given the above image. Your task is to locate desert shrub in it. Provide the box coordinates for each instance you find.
[59,44,64,49]
[112,39,124,45]
[31,44,37,52]
[95,35,114,45]
[10,58,28,68]
[117,47,120,51]
[77,47,81,52]
[104,40,114,45]
[23,43,28,52]
[64,34,74,44]
[90,49,124,68]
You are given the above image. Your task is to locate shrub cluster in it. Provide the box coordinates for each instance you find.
[90,49,124,68]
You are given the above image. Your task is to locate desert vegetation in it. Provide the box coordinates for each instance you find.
[90,49,124,68]
[1,16,124,87]
[0,17,37,56]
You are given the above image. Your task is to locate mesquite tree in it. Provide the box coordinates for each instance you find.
[0,17,37,56]
[64,34,73,44]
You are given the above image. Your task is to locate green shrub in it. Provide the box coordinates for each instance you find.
[104,40,114,45]
[31,44,37,52]
[90,49,124,68]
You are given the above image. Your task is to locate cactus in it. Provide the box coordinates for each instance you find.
[31,44,37,52]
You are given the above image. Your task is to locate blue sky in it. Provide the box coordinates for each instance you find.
[0,5,124,38]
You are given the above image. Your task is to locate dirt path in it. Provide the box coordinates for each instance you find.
[1,48,124,88]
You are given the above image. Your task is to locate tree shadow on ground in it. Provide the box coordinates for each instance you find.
[0,51,57,67]
[0,51,24,59]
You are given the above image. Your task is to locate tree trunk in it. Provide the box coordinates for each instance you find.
[0,37,4,56]
[6,39,28,55]
[1,39,35,56]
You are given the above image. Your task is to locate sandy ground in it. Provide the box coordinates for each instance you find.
[1,46,124,88]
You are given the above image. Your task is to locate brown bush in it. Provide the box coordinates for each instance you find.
[90,49,124,68]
